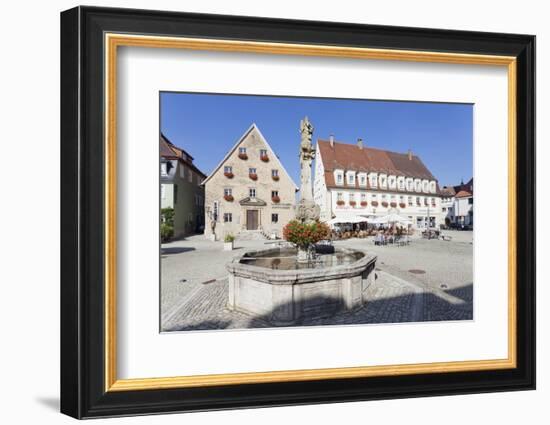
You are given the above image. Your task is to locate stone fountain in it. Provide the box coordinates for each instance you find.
[226,118,377,325]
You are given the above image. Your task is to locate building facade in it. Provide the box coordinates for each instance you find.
[203,124,298,240]
[160,134,206,238]
[314,137,444,229]
[441,178,474,228]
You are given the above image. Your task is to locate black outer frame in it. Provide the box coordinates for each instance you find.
[60,6,535,419]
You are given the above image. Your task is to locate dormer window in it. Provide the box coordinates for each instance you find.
[358,174,367,186]
[335,171,344,185]
[370,174,378,188]
[160,162,168,176]
[347,173,355,185]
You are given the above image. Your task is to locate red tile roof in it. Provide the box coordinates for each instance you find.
[318,140,440,195]
[440,186,456,196]
[455,190,472,198]
[318,140,436,179]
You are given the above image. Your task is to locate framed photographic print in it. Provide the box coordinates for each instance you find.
[60,6,535,419]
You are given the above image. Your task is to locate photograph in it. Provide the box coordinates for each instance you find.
[159,93,474,332]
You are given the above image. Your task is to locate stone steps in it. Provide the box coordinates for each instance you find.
[236,230,268,241]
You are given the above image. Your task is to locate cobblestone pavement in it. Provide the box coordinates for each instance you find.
[161,232,473,332]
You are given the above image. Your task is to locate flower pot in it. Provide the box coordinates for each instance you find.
[260,155,269,162]
[224,241,234,251]
[249,173,258,180]
[238,153,248,160]
[224,195,234,202]
[360,201,368,207]
[224,172,234,178]
[272,196,280,203]
[272,175,279,181]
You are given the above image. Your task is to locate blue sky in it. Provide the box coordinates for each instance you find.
[160,92,472,187]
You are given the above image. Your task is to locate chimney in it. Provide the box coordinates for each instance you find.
[329,134,334,147]
[357,138,363,149]
[408,149,412,160]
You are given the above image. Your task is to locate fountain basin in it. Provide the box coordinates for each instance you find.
[226,246,377,325]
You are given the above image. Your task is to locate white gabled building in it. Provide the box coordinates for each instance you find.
[314,136,444,229]
[441,178,474,228]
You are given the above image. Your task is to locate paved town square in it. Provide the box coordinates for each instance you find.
[161,231,472,332]
[160,94,474,332]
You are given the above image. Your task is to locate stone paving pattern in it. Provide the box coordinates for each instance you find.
[161,231,473,332]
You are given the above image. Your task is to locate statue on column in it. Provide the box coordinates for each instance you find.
[295,116,320,224]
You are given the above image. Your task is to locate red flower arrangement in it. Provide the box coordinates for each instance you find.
[371,200,379,207]
[260,154,269,162]
[399,202,406,209]
[360,201,368,207]
[272,175,280,181]
[336,200,345,206]
[390,202,397,208]
[349,200,357,207]
[223,194,234,202]
[381,201,389,208]
[238,153,248,160]
[272,195,280,203]
[249,173,258,181]
[283,220,331,250]
[224,171,234,178]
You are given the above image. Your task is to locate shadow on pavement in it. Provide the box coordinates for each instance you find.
[164,282,473,332]
[161,247,196,255]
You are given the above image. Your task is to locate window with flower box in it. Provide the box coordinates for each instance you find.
[271,169,279,181]
[260,149,269,162]
[224,165,234,178]
[238,147,248,159]
[223,188,234,202]
[249,167,258,180]
[271,190,280,203]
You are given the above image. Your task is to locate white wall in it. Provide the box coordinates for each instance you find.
[0,1,545,424]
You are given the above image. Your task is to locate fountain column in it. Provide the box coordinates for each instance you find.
[295,116,321,262]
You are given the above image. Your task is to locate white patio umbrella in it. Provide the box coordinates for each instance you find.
[327,215,370,226]
[375,213,412,226]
